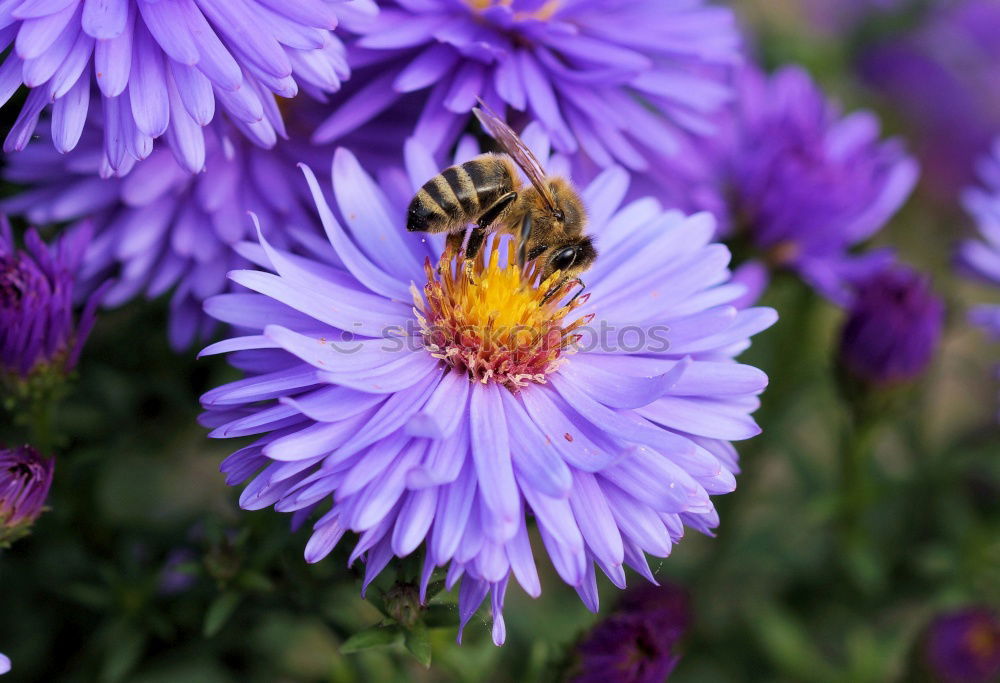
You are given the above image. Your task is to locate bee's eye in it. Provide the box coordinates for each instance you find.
[551,246,577,272]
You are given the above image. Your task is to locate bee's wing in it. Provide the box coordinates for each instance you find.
[473,101,556,212]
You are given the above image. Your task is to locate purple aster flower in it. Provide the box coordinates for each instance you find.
[836,263,943,387]
[0,445,55,546]
[199,132,775,644]
[0,0,374,174]
[959,138,1000,340]
[2,103,333,349]
[317,0,740,173]
[701,65,918,304]
[925,608,1000,683]
[1,216,102,386]
[858,0,1000,200]
[0,653,8,676]
[569,582,689,682]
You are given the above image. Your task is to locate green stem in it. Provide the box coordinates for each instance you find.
[25,393,55,455]
[837,407,881,585]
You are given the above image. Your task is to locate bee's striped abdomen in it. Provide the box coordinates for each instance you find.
[406,155,516,233]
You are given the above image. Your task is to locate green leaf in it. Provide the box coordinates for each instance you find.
[423,604,458,629]
[404,622,432,668]
[203,591,241,638]
[99,625,146,683]
[340,624,402,654]
[751,602,837,683]
[423,579,446,602]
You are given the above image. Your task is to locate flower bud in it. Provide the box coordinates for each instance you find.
[1,218,100,400]
[0,445,55,546]
[838,264,944,387]
[569,583,690,683]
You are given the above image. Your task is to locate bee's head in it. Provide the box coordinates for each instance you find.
[547,178,586,233]
[539,236,598,283]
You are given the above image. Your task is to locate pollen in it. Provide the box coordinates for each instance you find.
[413,238,591,390]
[466,0,561,21]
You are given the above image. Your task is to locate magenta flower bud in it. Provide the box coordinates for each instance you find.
[0,445,55,546]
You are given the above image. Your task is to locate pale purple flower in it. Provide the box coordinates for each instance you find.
[1,215,101,382]
[0,652,9,675]
[0,0,375,174]
[2,106,332,349]
[959,138,1000,340]
[318,0,740,173]
[837,263,944,387]
[0,444,54,546]
[702,65,918,304]
[200,130,775,644]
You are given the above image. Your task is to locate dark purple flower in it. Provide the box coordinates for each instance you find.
[1,216,101,383]
[959,138,1000,341]
[925,608,1000,683]
[1,103,333,349]
[0,445,55,546]
[858,0,1000,200]
[704,65,918,304]
[319,0,740,173]
[199,130,775,644]
[0,0,374,174]
[570,583,690,682]
[837,264,944,387]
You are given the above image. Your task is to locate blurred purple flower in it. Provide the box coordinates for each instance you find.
[2,106,332,349]
[707,65,918,304]
[570,582,690,682]
[925,608,1000,683]
[837,263,944,387]
[158,548,197,595]
[319,0,740,172]
[858,0,1000,200]
[959,138,1000,340]
[805,0,907,34]
[0,0,374,174]
[0,652,8,675]
[1,216,101,382]
[0,445,54,546]
[199,132,774,644]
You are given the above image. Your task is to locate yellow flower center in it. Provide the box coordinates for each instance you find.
[413,239,590,389]
[465,0,561,21]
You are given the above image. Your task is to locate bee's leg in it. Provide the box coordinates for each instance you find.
[517,213,533,268]
[542,277,586,305]
[464,191,518,260]
[465,227,488,261]
[445,230,467,257]
[566,278,586,306]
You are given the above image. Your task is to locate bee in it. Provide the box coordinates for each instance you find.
[406,102,597,290]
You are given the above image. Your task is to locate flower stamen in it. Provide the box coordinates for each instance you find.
[413,238,590,390]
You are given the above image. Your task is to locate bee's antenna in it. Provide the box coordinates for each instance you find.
[518,214,532,268]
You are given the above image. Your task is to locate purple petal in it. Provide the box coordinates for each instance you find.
[469,383,519,542]
[82,0,127,39]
